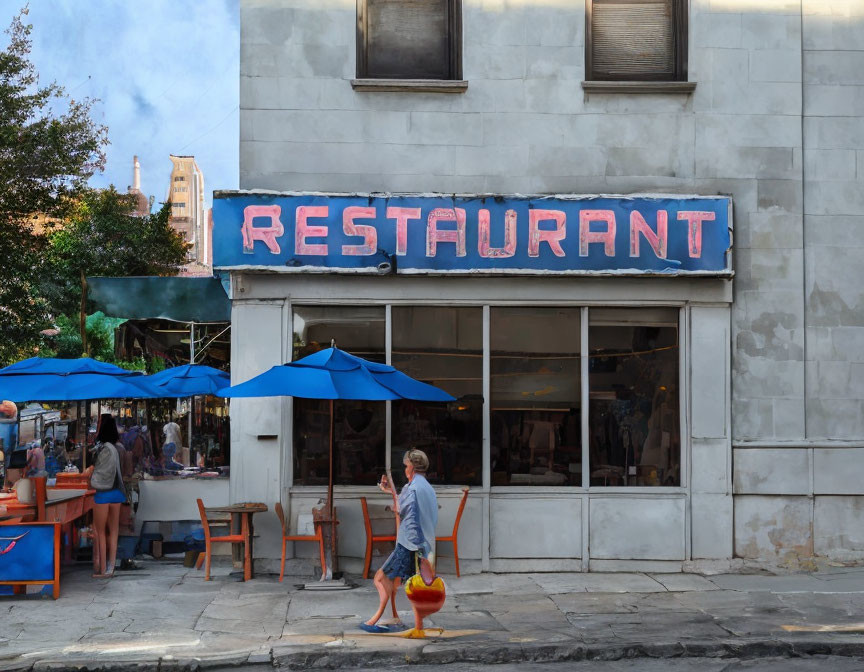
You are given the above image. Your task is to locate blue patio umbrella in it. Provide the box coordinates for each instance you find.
[0,357,158,402]
[145,364,230,398]
[218,347,455,578]
[0,372,159,403]
[218,348,454,402]
[1,357,142,377]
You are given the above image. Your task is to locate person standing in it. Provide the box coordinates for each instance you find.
[361,449,438,633]
[25,440,46,476]
[162,420,182,464]
[84,415,126,578]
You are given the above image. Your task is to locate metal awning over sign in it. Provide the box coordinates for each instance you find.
[86,276,231,323]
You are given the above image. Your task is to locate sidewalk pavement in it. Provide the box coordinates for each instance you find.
[4,561,864,670]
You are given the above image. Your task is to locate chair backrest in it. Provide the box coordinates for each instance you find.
[274,501,287,536]
[360,496,372,539]
[196,498,211,542]
[451,488,469,536]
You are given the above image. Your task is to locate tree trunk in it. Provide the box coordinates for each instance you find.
[79,269,88,356]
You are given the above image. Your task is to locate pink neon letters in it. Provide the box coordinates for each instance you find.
[342,206,377,256]
[386,207,421,256]
[528,209,566,257]
[295,205,329,256]
[677,211,714,258]
[426,208,467,257]
[630,210,668,259]
[237,203,713,262]
[242,205,284,254]
[579,210,616,257]
[478,209,517,258]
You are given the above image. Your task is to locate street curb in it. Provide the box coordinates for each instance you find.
[9,637,864,671]
[272,638,864,669]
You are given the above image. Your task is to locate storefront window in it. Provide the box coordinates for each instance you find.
[588,308,680,487]
[391,307,483,486]
[292,306,386,486]
[491,307,582,486]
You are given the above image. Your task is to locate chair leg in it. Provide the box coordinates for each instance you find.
[279,539,287,583]
[204,543,212,581]
[453,539,460,578]
[318,534,326,579]
[363,539,373,580]
[196,551,205,570]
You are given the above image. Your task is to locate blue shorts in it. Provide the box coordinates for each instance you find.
[94,488,126,504]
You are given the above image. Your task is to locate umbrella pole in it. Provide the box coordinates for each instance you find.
[328,399,334,521]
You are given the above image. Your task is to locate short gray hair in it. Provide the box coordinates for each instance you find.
[403,449,429,473]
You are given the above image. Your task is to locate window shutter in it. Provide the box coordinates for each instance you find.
[366,0,450,79]
[591,0,675,80]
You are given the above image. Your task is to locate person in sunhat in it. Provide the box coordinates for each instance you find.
[361,449,438,634]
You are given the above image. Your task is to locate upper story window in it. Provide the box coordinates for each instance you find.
[174,176,185,182]
[356,0,462,81]
[174,186,188,193]
[172,202,186,209]
[585,0,687,82]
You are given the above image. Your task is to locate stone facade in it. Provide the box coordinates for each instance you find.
[235,0,864,567]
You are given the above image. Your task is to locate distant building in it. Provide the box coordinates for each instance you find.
[167,155,211,274]
[127,155,150,217]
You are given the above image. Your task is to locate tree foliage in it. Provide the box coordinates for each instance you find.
[47,188,189,317]
[0,9,107,364]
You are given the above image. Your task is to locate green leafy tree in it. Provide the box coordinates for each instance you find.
[0,9,107,364]
[47,188,189,320]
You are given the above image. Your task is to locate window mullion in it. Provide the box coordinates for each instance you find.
[386,303,392,474]
[580,307,590,490]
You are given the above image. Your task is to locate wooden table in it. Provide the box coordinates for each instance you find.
[205,502,267,581]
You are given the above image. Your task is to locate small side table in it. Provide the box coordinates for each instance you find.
[205,502,268,581]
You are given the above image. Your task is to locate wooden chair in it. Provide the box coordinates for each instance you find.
[436,487,469,577]
[361,496,398,579]
[274,501,326,582]
[195,498,245,581]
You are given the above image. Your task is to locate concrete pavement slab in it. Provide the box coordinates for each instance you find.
[8,563,864,669]
[650,573,721,591]
[530,572,667,594]
[709,574,835,592]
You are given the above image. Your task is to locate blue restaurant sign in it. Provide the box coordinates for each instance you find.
[212,192,732,276]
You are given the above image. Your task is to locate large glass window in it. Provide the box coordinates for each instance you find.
[391,307,482,486]
[292,306,386,486]
[491,307,582,486]
[588,308,680,486]
[289,303,682,491]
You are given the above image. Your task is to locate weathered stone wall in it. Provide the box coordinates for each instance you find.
[237,0,864,565]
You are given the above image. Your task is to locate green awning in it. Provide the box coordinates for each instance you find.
[87,276,231,323]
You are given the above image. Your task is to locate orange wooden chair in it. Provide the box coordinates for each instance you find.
[361,496,400,579]
[274,501,326,582]
[435,487,469,577]
[195,498,246,581]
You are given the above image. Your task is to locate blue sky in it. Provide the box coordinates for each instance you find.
[4,1,240,210]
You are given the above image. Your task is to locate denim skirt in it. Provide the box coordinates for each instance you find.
[380,543,417,581]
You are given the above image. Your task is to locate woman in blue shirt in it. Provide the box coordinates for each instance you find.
[361,449,438,633]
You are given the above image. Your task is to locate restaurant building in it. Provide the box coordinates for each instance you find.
[216,0,864,572]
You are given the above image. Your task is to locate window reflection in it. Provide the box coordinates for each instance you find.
[491,307,581,486]
[588,308,680,487]
[391,307,483,487]
[292,306,386,486]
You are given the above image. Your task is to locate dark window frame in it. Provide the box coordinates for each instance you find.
[585,0,688,82]
[355,0,463,81]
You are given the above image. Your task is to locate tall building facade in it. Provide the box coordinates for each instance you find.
[213,0,864,572]
[127,155,150,217]
[168,155,211,272]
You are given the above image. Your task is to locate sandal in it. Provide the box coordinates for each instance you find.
[378,619,408,631]
[359,622,405,634]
